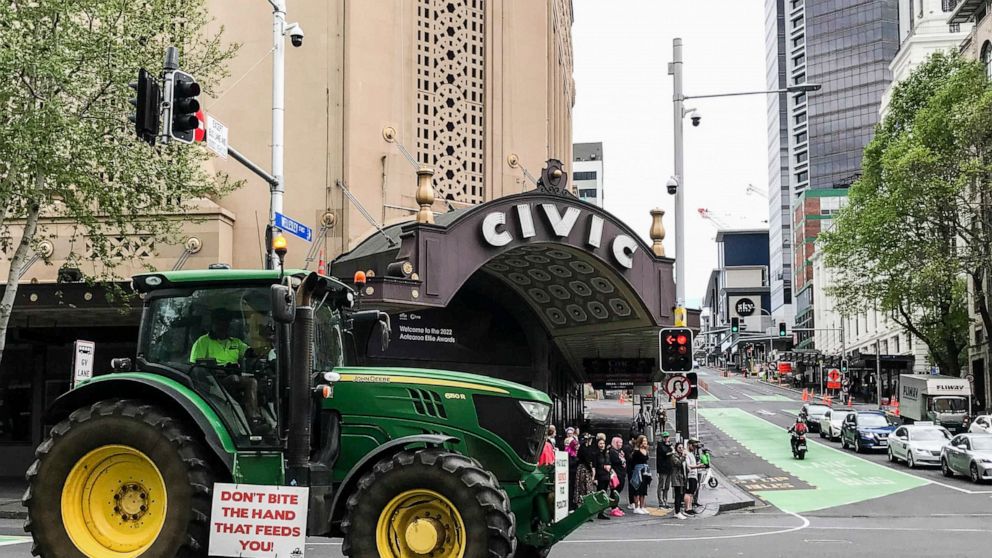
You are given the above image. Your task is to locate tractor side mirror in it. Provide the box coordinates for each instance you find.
[271,284,296,324]
[352,310,391,351]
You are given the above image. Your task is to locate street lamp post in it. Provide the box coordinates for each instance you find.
[668,37,820,438]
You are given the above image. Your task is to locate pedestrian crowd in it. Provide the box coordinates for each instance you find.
[540,423,710,521]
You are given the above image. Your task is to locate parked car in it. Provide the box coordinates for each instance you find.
[941,433,992,483]
[801,403,831,433]
[841,410,897,453]
[969,414,992,434]
[887,423,950,468]
[819,407,853,441]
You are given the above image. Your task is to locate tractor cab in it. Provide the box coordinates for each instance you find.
[131,270,358,447]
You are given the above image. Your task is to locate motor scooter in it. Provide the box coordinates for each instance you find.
[791,431,807,460]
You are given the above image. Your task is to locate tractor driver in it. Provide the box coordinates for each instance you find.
[189,309,264,428]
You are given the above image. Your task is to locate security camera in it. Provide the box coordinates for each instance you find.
[666,176,679,195]
[688,109,702,127]
[286,23,304,47]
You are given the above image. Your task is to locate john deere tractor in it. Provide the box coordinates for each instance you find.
[24,268,608,558]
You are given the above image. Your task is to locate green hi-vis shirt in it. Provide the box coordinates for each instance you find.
[189,335,249,365]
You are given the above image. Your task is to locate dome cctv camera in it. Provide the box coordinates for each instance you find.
[286,23,304,47]
[688,109,702,127]
[666,177,679,195]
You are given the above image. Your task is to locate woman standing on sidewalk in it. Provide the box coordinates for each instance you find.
[628,435,652,515]
[573,434,597,509]
[670,442,688,520]
[609,436,627,516]
[593,437,614,519]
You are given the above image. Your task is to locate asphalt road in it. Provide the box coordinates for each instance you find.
[2,368,990,557]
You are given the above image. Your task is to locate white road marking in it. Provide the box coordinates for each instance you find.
[757,410,776,416]
[0,538,30,547]
[559,510,811,543]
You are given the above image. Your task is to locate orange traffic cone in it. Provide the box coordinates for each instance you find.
[847,396,853,406]
[318,250,326,276]
[802,389,810,402]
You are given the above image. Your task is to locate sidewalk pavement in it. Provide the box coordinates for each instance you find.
[0,479,25,520]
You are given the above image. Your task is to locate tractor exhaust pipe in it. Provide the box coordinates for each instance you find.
[286,273,320,486]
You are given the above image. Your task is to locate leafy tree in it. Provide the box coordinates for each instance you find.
[820,53,980,376]
[0,0,239,367]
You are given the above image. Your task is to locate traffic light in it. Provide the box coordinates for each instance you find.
[840,358,849,373]
[730,317,740,333]
[687,372,698,400]
[169,70,201,143]
[778,322,787,337]
[660,327,694,372]
[128,68,160,145]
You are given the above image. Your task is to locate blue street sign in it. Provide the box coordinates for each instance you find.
[274,212,312,243]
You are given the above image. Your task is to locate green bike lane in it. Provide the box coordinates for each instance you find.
[699,407,928,514]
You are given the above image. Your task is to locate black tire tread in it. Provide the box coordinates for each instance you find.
[23,398,217,558]
[341,448,515,558]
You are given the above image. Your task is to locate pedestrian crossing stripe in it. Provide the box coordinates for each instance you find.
[0,536,30,547]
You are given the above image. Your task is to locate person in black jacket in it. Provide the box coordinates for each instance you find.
[593,437,613,519]
[608,436,627,516]
[655,431,674,507]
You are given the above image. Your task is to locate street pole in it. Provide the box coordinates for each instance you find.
[669,38,691,444]
[268,0,287,269]
[876,338,883,407]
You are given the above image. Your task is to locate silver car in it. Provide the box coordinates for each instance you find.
[969,414,992,434]
[941,433,992,483]
[818,407,852,441]
[887,424,950,468]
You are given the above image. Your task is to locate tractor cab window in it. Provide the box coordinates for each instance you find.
[314,303,345,372]
[138,286,280,446]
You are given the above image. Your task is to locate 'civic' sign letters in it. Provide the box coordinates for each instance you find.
[481,203,638,269]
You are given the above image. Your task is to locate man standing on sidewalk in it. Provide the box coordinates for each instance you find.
[655,432,674,507]
[684,438,703,514]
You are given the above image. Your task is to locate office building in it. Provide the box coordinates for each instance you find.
[765,0,900,347]
[572,142,604,206]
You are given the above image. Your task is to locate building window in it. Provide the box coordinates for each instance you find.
[795,112,807,125]
[977,326,985,346]
[791,0,804,9]
[573,171,597,181]
[892,336,900,354]
[794,91,806,105]
[794,73,806,85]
[982,42,992,80]
[792,35,805,48]
[793,54,805,67]
[578,188,598,199]
[796,171,808,183]
[791,15,803,29]
[795,131,808,144]
[942,0,958,12]
[950,23,961,32]
[796,151,808,163]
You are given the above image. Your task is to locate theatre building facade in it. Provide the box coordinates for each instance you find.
[0,1,684,476]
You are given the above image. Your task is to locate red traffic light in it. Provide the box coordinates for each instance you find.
[676,334,688,345]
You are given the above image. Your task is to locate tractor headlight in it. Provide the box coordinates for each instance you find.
[519,401,551,423]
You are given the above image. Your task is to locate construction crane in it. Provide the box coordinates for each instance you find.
[698,207,769,231]
[745,183,767,198]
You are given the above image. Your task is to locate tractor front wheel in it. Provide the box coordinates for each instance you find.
[342,448,515,558]
[24,399,216,558]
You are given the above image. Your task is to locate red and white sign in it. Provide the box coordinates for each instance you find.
[553,451,569,523]
[209,483,308,558]
[664,374,691,401]
[827,369,842,390]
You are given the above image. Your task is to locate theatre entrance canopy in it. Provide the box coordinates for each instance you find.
[332,169,692,411]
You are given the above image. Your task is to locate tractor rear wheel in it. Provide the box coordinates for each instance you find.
[24,399,216,558]
[342,448,515,558]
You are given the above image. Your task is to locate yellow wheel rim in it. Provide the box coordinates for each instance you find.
[61,445,168,558]
[376,489,466,558]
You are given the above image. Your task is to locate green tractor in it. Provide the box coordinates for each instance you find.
[24,268,608,558]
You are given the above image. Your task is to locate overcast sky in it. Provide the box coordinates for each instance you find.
[572,0,770,308]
